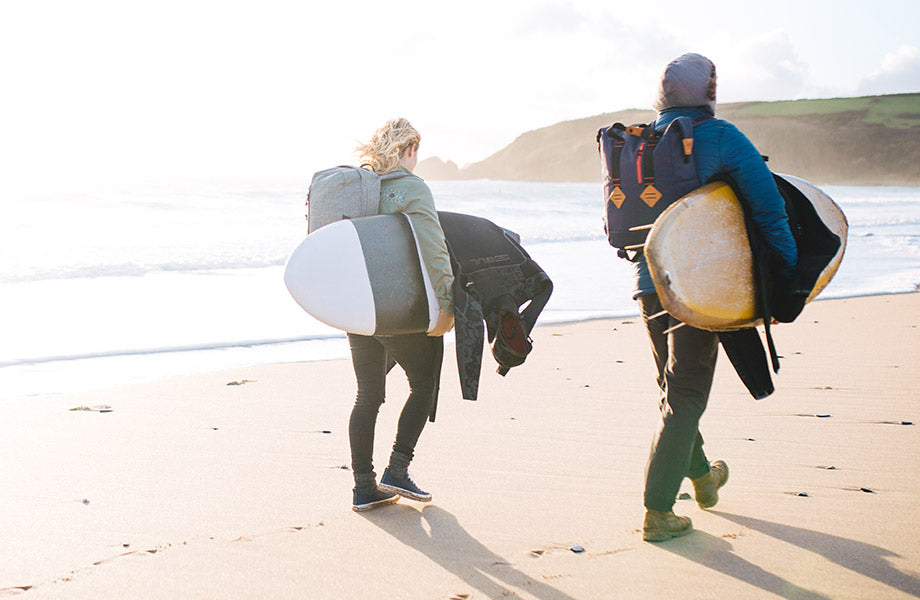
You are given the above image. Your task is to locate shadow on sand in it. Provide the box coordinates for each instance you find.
[362,504,578,600]
[658,511,920,599]
[656,528,831,600]
[716,512,920,598]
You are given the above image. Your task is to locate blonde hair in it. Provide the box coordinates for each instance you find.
[357,118,421,174]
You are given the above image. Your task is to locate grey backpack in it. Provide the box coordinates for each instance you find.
[306,165,407,233]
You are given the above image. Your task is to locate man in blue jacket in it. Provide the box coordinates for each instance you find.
[636,53,798,541]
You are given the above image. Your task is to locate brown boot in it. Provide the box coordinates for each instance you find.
[692,460,729,509]
[643,509,693,542]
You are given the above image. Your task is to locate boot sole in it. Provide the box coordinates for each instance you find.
[378,483,432,502]
[352,495,399,512]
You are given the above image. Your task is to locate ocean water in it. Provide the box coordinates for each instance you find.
[2,178,918,401]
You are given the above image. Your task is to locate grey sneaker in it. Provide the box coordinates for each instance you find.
[352,488,399,512]
[692,460,729,509]
[378,468,432,502]
[643,509,693,542]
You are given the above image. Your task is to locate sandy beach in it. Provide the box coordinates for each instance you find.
[2,292,919,599]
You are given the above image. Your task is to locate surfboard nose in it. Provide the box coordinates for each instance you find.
[284,222,377,336]
[283,214,442,336]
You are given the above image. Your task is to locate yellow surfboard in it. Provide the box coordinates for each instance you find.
[645,174,847,331]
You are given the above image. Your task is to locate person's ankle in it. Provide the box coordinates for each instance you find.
[386,451,412,479]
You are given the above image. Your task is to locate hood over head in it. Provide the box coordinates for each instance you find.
[653,53,717,114]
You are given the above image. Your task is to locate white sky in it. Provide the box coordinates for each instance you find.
[2,0,919,188]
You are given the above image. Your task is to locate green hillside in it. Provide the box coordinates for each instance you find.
[419,94,920,185]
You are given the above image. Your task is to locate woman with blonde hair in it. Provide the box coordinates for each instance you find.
[348,118,455,511]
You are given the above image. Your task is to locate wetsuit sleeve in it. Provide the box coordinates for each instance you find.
[718,124,798,280]
[399,178,455,314]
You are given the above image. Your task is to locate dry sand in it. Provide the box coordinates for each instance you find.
[2,293,919,599]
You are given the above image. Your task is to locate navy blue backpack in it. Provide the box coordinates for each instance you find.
[597,116,709,256]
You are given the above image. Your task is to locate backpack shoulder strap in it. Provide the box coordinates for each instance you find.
[663,116,706,163]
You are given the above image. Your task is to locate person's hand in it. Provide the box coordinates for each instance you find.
[428,309,454,337]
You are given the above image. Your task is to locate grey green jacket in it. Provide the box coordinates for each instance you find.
[379,167,454,314]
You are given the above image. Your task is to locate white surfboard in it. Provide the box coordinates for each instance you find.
[284,214,440,336]
[645,174,847,331]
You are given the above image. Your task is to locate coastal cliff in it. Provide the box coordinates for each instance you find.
[418,94,920,186]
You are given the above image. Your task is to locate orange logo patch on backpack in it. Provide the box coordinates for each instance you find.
[640,184,662,207]
[608,185,626,209]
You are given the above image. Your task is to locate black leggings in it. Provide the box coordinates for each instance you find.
[347,332,437,477]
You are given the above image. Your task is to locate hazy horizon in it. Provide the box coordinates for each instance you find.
[2,1,919,191]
